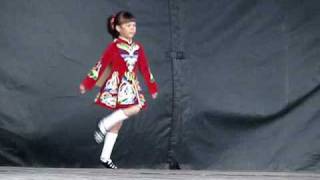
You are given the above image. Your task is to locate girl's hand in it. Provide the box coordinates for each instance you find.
[151,92,158,99]
[79,84,86,94]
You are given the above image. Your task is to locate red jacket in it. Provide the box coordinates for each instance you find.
[81,38,158,110]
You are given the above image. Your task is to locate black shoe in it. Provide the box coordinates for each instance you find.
[102,160,118,169]
[94,128,105,144]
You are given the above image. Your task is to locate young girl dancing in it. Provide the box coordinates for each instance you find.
[79,11,158,169]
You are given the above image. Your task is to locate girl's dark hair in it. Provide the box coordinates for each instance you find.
[107,11,135,39]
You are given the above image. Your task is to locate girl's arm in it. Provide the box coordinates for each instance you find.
[80,43,114,92]
[138,44,158,97]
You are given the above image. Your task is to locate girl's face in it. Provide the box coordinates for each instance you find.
[116,21,136,40]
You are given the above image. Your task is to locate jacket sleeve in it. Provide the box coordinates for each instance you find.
[81,43,114,91]
[138,44,158,96]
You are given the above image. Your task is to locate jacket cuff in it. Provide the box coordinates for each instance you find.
[81,77,96,91]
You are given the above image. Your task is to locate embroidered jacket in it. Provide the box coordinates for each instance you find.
[81,38,158,110]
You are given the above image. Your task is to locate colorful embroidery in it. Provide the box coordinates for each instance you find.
[116,42,139,54]
[139,94,146,106]
[117,42,139,72]
[117,72,137,105]
[103,71,119,94]
[100,91,116,108]
[88,60,102,80]
[121,54,138,72]
[117,81,136,105]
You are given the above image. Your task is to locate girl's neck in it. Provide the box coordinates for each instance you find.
[118,36,132,44]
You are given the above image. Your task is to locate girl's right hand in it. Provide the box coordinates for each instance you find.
[79,84,86,94]
[151,92,158,99]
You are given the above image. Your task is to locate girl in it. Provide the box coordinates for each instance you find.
[79,11,158,169]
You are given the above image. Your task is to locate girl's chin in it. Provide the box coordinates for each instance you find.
[120,35,135,40]
[128,33,136,38]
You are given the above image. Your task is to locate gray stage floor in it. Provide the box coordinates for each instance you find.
[0,167,319,180]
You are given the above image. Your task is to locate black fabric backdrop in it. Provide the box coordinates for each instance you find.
[1,0,320,171]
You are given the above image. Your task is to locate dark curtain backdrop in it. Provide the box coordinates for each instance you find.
[1,0,320,171]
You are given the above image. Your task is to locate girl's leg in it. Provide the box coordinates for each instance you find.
[94,109,128,144]
[98,109,128,135]
[99,105,141,168]
[109,121,123,133]
[100,121,123,168]
[122,104,142,117]
[95,105,141,139]
[97,104,141,138]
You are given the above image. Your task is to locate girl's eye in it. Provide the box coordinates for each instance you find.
[128,23,135,27]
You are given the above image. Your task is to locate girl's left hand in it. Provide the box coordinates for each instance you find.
[152,93,158,99]
[79,84,86,94]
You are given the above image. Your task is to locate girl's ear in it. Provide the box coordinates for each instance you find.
[115,25,121,33]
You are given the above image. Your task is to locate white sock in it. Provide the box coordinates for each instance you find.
[100,132,118,163]
[98,109,128,134]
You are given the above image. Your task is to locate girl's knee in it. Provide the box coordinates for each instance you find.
[132,105,141,115]
[134,105,141,113]
[123,105,141,117]
[110,122,122,133]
